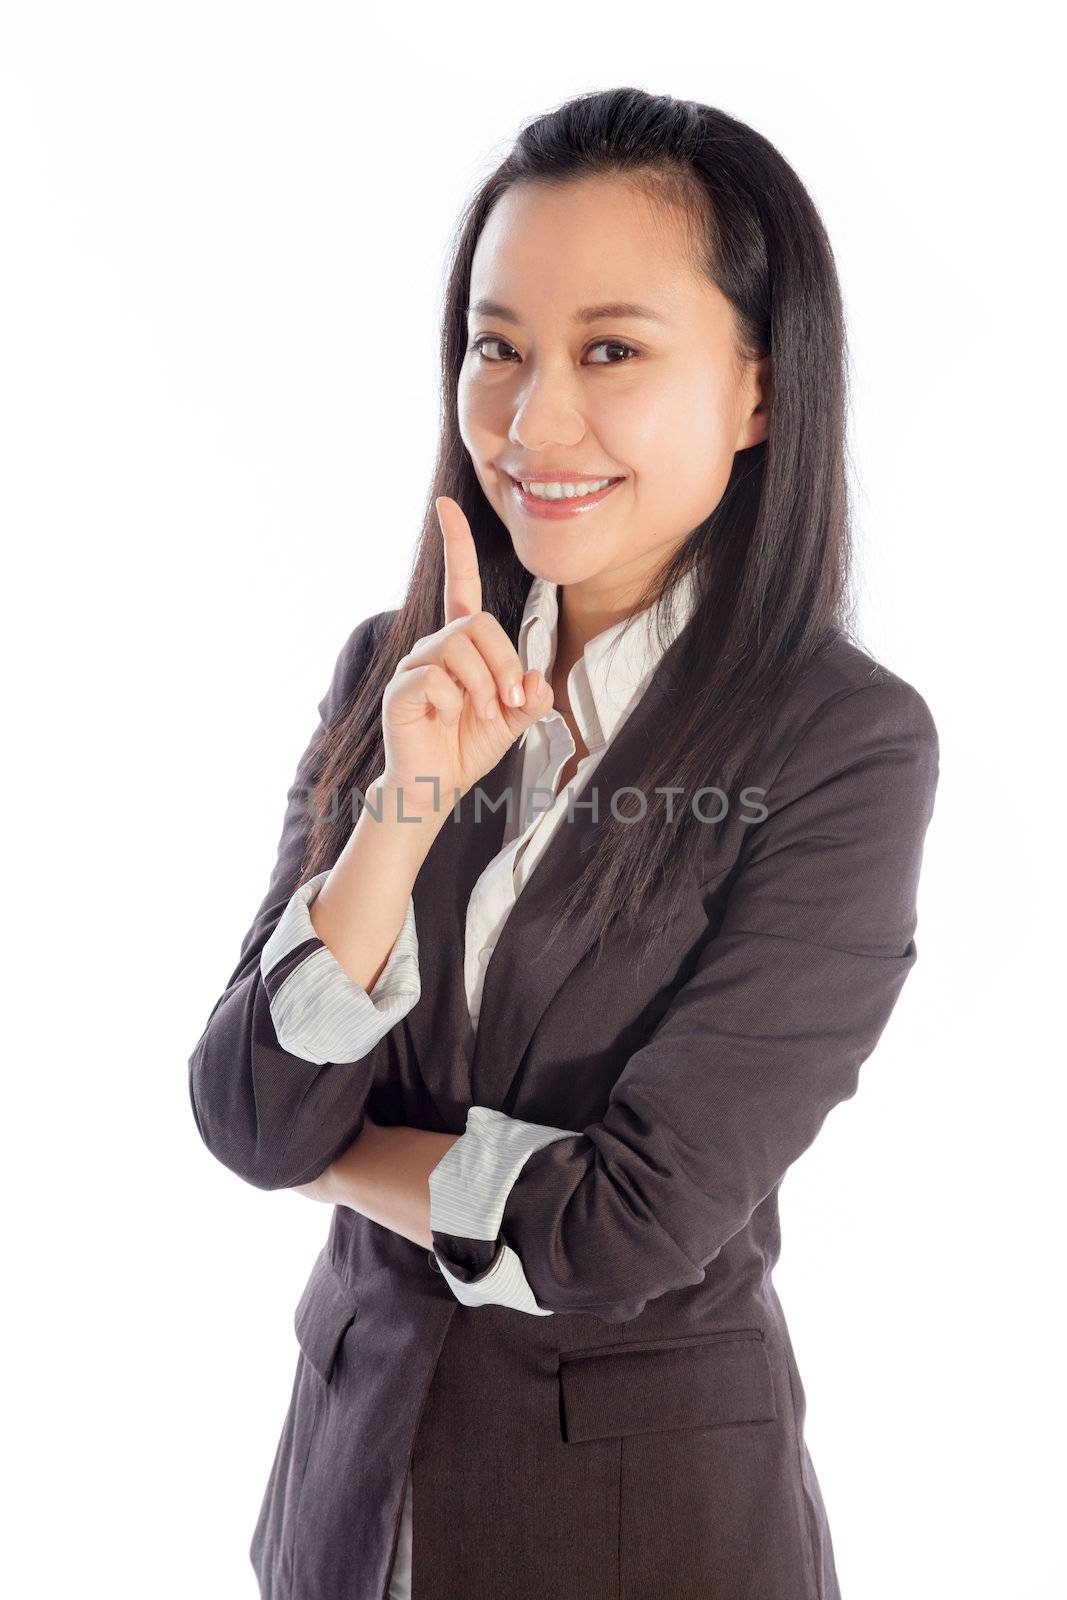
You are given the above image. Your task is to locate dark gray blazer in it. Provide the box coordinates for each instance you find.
[188,604,940,1600]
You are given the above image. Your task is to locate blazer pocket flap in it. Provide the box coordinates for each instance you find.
[294,1247,360,1383]
[558,1331,777,1444]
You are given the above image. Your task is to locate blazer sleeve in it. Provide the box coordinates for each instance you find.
[187,608,421,1192]
[428,676,940,1322]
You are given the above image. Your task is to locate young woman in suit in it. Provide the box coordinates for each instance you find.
[190,87,939,1600]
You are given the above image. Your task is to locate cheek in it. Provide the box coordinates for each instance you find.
[600,373,736,503]
[457,381,506,508]
[458,371,506,449]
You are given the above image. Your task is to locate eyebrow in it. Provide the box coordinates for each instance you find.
[466,298,669,327]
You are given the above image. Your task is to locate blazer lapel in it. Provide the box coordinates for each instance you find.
[469,629,687,1111]
[410,619,691,1120]
[408,736,525,1117]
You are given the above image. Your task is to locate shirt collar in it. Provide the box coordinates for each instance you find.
[515,564,699,752]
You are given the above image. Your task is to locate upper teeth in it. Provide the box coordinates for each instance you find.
[519,477,615,499]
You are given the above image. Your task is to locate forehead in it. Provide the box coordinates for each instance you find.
[467,176,705,320]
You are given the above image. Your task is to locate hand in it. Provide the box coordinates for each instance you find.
[379,497,554,813]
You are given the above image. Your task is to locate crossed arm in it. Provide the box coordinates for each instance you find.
[190,623,940,1323]
[293,1120,460,1251]
[289,677,942,1325]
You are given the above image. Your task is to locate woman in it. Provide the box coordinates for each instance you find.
[189,88,939,1600]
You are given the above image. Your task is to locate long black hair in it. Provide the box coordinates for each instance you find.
[302,86,859,957]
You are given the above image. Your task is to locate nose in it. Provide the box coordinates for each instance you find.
[508,365,586,454]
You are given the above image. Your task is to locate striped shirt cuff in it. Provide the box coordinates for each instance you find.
[259,870,421,1065]
[428,1106,577,1314]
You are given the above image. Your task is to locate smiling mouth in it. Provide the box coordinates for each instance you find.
[505,473,626,518]
[505,472,625,490]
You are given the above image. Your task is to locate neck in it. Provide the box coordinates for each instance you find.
[554,538,688,660]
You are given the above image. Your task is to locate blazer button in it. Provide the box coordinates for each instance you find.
[427,1250,442,1274]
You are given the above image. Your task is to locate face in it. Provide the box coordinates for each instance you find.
[458,174,771,614]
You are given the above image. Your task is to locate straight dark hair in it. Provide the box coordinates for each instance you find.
[302,86,859,958]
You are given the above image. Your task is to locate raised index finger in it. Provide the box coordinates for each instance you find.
[435,496,483,625]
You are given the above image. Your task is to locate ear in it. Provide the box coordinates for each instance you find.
[736,355,772,450]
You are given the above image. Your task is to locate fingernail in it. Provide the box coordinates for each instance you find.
[508,682,525,706]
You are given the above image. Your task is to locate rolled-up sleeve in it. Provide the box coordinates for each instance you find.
[187,608,419,1192]
[429,678,940,1324]
[428,1107,578,1313]
[262,871,420,1065]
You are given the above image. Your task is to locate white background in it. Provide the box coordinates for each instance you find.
[3,3,1063,1596]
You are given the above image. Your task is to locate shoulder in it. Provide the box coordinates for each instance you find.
[779,629,939,761]
[343,605,401,676]
[318,606,402,725]
[750,630,940,832]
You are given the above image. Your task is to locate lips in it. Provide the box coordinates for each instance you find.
[506,473,625,520]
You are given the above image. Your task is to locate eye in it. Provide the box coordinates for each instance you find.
[468,335,519,364]
[467,336,641,366]
[584,339,641,365]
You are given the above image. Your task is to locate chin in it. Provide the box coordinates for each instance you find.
[511,538,616,586]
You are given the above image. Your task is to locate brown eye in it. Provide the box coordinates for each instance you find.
[468,336,641,366]
[585,340,641,364]
[468,336,518,363]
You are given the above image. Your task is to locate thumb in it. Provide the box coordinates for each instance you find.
[499,667,554,735]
